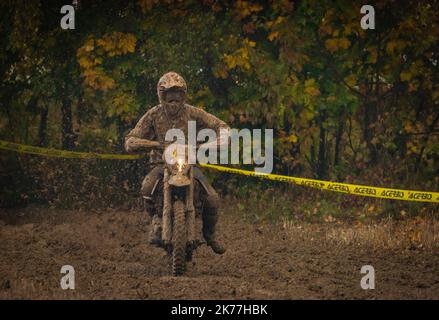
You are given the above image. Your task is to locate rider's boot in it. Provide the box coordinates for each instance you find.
[143,196,162,246]
[143,196,155,215]
[148,213,162,246]
[202,207,226,255]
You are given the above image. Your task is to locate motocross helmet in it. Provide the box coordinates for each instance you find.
[157,72,187,115]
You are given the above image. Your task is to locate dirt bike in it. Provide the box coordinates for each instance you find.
[157,144,204,276]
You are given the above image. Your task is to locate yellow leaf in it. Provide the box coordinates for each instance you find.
[325,38,350,53]
[304,79,320,97]
[78,57,92,68]
[386,41,397,54]
[344,24,353,35]
[288,134,298,143]
[301,109,315,121]
[400,71,411,82]
[244,38,256,47]
[404,122,414,133]
[275,16,284,25]
[213,67,228,79]
[339,38,350,49]
[325,39,338,53]
[345,74,357,87]
[224,54,237,69]
[268,31,279,41]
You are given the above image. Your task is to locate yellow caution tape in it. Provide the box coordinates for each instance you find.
[0,140,142,160]
[199,164,439,204]
[1,139,438,203]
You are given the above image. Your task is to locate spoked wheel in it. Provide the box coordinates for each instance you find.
[171,199,187,276]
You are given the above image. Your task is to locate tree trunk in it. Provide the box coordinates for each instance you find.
[317,114,327,179]
[38,106,49,147]
[364,31,382,165]
[117,116,127,152]
[334,116,344,166]
[61,97,75,150]
[415,111,439,172]
[363,98,378,165]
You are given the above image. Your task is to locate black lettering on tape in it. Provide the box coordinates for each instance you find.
[353,187,376,195]
[327,183,350,193]
[409,192,432,200]
[381,190,404,198]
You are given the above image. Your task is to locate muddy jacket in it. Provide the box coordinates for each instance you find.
[125,103,230,162]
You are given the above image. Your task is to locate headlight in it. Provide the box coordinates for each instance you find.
[163,144,191,175]
[176,158,185,172]
[167,157,189,176]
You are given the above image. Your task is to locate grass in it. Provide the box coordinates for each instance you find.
[226,183,438,225]
[225,183,439,251]
[322,218,439,251]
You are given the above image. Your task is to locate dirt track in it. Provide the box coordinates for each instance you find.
[0,206,438,299]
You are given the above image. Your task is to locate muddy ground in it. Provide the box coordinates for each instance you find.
[0,205,438,299]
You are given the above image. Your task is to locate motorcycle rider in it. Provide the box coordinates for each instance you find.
[125,72,229,254]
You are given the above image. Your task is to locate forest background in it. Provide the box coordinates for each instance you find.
[1,0,438,223]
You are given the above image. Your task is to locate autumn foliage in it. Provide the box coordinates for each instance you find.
[0,0,438,212]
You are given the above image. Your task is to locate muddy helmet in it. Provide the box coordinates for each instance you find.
[157,72,187,103]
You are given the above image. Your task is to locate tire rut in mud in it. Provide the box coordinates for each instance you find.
[0,207,438,299]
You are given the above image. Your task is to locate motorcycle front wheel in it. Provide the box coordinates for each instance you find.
[171,199,187,276]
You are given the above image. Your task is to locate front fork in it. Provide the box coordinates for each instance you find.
[161,167,196,248]
[186,166,196,244]
[162,168,172,246]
